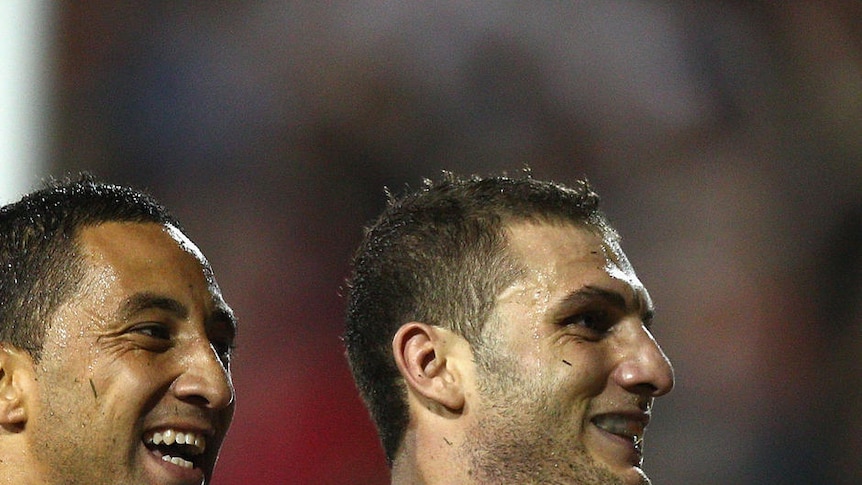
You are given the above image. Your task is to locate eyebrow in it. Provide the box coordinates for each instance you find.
[210,304,238,340]
[556,285,654,324]
[117,292,238,337]
[118,293,189,321]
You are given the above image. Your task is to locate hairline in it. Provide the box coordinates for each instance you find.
[0,177,183,361]
[471,214,616,336]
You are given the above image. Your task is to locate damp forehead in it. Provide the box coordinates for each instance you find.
[497,222,652,318]
[164,224,206,265]
[163,223,219,289]
[600,237,651,310]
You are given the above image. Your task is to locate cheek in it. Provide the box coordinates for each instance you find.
[89,355,170,413]
[35,348,100,409]
[553,346,611,397]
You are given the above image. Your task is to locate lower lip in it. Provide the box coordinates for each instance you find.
[591,424,643,467]
[143,446,206,485]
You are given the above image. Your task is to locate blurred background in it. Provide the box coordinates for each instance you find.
[3,2,861,484]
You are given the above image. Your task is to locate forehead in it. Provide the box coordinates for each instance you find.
[500,221,651,310]
[74,221,225,312]
[78,221,206,270]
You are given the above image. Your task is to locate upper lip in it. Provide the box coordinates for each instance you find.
[589,410,651,441]
[144,420,216,439]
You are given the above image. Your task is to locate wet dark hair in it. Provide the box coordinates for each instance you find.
[344,171,614,464]
[0,173,181,361]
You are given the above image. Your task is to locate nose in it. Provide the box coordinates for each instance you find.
[171,335,235,410]
[611,321,674,397]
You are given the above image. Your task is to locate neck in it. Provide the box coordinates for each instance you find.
[0,433,51,485]
[391,415,472,485]
[0,452,40,485]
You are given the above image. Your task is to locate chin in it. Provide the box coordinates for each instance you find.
[615,467,651,485]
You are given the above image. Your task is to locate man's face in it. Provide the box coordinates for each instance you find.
[26,222,236,485]
[461,222,674,485]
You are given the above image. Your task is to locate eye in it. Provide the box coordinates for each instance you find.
[211,338,235,365]
[132,323,171,340]
[560,310,614,335]
[208,323,236,365]
[642,310,656,331]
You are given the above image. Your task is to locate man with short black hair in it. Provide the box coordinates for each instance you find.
[345,172,674,484]
[0,175,237,485]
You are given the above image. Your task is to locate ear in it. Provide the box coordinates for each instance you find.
[0,345,33,427]
[392,322,466,412]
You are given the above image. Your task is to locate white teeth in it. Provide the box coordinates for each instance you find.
[145,428,207,454]
[162,454,194,469]
[592,415,644,440]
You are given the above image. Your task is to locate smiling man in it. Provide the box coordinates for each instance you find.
[345,172,674,484]
[0,175,236,485]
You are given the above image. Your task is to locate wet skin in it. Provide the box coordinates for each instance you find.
[461,221,674,484]
[24,222,236,485]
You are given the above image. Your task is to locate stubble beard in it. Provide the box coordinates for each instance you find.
[31,369,136,485]
[461,346,648,485]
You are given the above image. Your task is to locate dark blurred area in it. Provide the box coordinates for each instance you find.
[40,1,862,484]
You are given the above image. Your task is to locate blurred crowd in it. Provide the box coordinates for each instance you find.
[48,2,860,484]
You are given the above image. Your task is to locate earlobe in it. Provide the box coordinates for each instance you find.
[393,323,465,412]
[0,345,32,427]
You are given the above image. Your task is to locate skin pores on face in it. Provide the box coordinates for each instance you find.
[461,221,673,485]
[25,222,235,485]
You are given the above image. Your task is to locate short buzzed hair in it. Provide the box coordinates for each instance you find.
[0,174,181,360]
[344,171,615,464]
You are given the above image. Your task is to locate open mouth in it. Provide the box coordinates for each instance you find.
[591,414,646,453]
[143,429,207,470]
